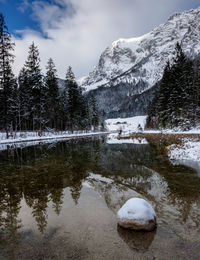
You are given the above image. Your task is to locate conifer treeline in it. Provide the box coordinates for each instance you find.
[147,43,200,130]
[0,13,101,136]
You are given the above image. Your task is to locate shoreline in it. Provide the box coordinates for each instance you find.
[0,131,110,145]
[1,130,199,163]
[116,132,200,163]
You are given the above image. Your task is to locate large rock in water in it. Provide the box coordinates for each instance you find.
[117,198,157,231]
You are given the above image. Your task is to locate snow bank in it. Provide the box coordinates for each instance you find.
[0,139,59,151]
[169,140,200,161]
[106,116,147,134]
[145,124,200,134]
[0,131,108,147]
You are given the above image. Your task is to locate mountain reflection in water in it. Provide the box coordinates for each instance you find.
[0,136,200,260]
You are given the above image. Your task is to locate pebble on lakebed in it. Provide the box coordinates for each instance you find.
[117,198,157,231]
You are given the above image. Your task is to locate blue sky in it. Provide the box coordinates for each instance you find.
[1,0,40,35]
[1,0,200,78]
[1,0,66,37]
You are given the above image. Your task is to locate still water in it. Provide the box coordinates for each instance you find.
[0,136,199,260]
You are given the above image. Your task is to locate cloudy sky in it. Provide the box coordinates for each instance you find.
[1,0,200,79]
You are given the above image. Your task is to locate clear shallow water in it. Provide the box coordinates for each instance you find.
[0,136,200,260]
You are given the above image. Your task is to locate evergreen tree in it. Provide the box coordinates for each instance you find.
[0,13,15,137]
[18,67,31,130]
[147,42,197,129]
[23,42,44,130]
[146,89,159,129]
[192,58,200,124]
[89,95,99,130]
[78,88,90,130]
[66,66,77,131]
[7,77,18,132]
[156,61,172,128]
[99,109,106,131]
[170,43,193,127]
[66,66,86,131]
[59,89,68,130]
[45,58,59,129]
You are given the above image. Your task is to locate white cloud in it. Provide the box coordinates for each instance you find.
[13,0,200,79]
[18,0,31,13]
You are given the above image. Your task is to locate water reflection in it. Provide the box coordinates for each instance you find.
[0,137,199,259]
[117,226,156,252]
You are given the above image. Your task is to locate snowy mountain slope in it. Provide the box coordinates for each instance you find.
[81,7,200,94]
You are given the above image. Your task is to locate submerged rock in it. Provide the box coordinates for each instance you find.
[117,198,157,231]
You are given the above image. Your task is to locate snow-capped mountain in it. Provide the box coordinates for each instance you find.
[81,7,200,118]
[82,7,200,92]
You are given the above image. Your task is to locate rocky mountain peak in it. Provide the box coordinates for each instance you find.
[81,6,200,93]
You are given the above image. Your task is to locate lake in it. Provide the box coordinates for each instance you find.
[0,135,199,259]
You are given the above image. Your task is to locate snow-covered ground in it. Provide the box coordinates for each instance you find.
[0,139,59,152]
[105,116,147,135]
[106,116,200,163]
[106,115,200,135]
[168,139,200,175]
[0,131,108,145]
[0,115,199,164]
[169,140,200,161]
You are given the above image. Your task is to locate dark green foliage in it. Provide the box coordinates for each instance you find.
[147,42,200,130]
[0,13,15,137]
[15,62,98,132]
[66,66,90,131]
[45,58,59,129]
[146,88,160,129]
[89,95,99,130]
[18,67,31,130]
[59,89,68,130]
[16,42,45,131]
[192,57,200,121]
[66,66,80,131]
[24,42,45,130]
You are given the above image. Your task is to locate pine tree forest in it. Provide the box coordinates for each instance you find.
[0,13,100,135]
[147,42,200,130]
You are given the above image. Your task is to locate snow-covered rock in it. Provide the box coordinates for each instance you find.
[117,198,157,231]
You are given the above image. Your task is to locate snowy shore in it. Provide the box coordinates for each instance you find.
[0,115,199,164]
[105,116,200,163]
[0,131,109,145]
[168,139,200,161]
